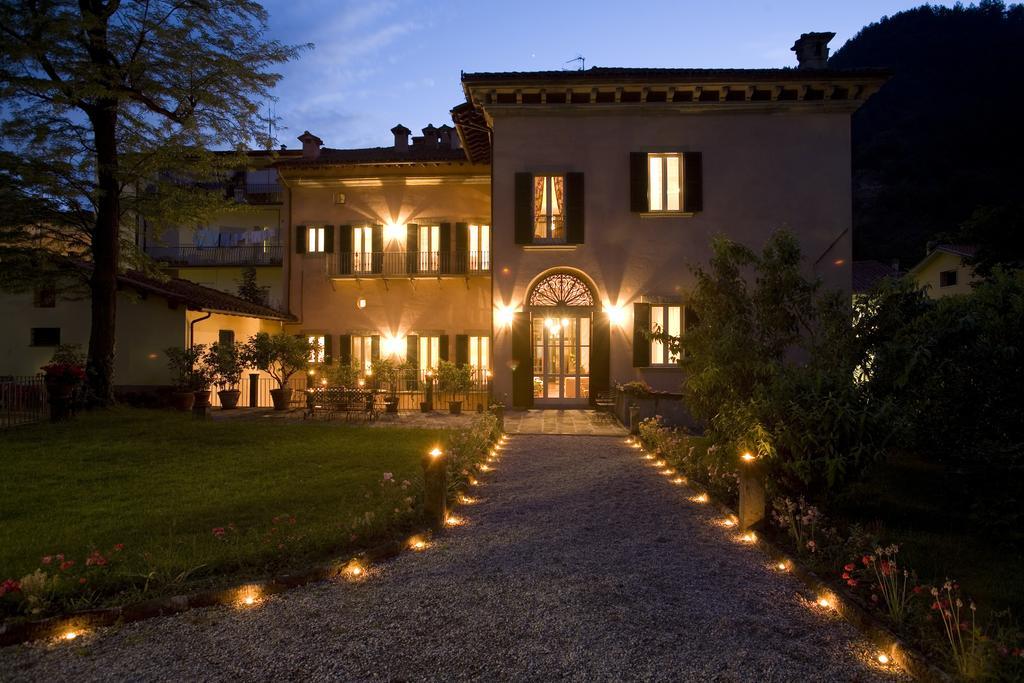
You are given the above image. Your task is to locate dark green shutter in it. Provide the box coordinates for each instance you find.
[455,334,469,366]
[406,335,419,366]
[372,224,383,274]
[630,153,648,212]
[514,173,533,244]
[591,313,610,404]
[218,329,235,345]
[339,225,352,275]
[683,152,703,213]
[406,223,419,274]
[633,302,651,367]
[371,335,380,361]
[511,312,533,407]
[439,223,452,274]
[324,225,335,254]
[339,334,352,366]
[565,172,584,244]
[438,334,449,361]
[295,225,307,254]
[455,222,469,274]
[323,334,334,365]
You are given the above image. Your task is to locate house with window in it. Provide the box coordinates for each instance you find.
[275,125,492,387]
[458,32,886,407]
[906,244,979,298]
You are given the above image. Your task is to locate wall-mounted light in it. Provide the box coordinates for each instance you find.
[357,298,367,309]
[495,305,515,327]
[381,335,405,357]
[384,222,406,242]
[605,304,627,327]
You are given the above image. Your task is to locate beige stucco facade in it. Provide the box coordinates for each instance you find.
[280,162,491,368]
[908,250,978,298]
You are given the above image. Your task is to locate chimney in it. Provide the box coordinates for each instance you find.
[391,124,411,151]
[437,124,458,150]
[421,124,438,149]
[791,32,835,69]
[297,131,323,160]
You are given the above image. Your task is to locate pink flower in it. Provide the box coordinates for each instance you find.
[113,543,124,552]
[847,579,858,587]
[382,472,393,481]
[841,572,850,580]
[0,579,21,597]
[870,594,879,603]
[212,527,226,538]
[41,555,53,565]
[843,563,855,572]
[59,560,75,571]
[85,550,107,567]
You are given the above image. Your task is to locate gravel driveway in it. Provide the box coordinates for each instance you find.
[1,435,903,682]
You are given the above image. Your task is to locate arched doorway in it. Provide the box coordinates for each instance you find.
[517,269,608,407]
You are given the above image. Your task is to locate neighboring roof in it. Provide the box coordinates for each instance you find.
[275,145,470,168]
[852,260,901,293]
[451,101,491,165]
[907,244,979,278]
[118,270,295,321]
[461,66,890,84]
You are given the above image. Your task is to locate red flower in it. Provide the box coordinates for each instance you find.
[0,579,21,597]
[880,561,891,576]
[59,560,75,571]
[113,543,124,552]
[79,577,87,585]
[212,527,226,538]
[841,572,850,580]
[41,555,53,565]
[85,551,107,567]
[843,563,855,572]
[912,585,924,595]
[847,579,858,587]
[932,601,941,610]
[862,555,871,565]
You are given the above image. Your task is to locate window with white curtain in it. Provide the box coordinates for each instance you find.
[468,224,490,270]
[647,153,683,212]
[468,336,490,371]
[306,226,326,252]
[533,175,565,242]
[419,335,441,372]
[352,335,373,373]
[649,305,682,365]
[353,226,373,272]
[307,335,325,363]
[418,224,440,272]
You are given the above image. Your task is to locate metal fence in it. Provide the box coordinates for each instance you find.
[328,251,491,278]
[208,375,308,408]
[0,377,48,429]
[146,245,284,266]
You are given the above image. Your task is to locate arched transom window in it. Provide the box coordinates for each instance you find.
[527,273,595,307]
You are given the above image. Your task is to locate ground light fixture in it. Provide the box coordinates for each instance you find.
[776,561,788,572]
[408,536,427,551]
[691,493,709,504]
[429,447,443,459]
[62,630,80,641]
[445,514,464,527]
[877,653,890,665]
[817,596,832,608]
[739,531,757,543]
[741,452,755,462]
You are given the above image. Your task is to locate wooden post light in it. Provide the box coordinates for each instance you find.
[738,451,766,531]
[629,404,640,435]
[422,447,448,529]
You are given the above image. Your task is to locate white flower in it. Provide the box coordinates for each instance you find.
[382,472,393,481]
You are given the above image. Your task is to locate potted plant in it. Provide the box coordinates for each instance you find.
[165,345,210,411]
[205,341,244,409]
[436,360,473,415]
[41,344,86,421]
[371,358,401,413]
[420,369,434,413]
[326,362,360,388]
[242,332,309,410]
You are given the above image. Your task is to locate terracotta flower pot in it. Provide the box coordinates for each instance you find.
[171,391,195,411]
[218,389,241,410]
[448,400,462,415]
[420,401,432,413]
[270,387,293,411]
[193,390,211,409]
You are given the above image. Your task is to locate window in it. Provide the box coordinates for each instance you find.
[468,336,490,371]
[468,224,490,271]
[419,335,441,373]
[352,335,373,373]
[306,226,326,252]
[353,226,373,273]
[533,175,565,242]
[307,335,325,364]
[418,224,441,273]
[218,330,235,346]
[939,270,958,288]
[33,286,56,308]
[648,153,682,212]
[650,305,682,365]
[31,327,60,347]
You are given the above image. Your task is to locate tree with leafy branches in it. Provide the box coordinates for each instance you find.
[0,0,305,405]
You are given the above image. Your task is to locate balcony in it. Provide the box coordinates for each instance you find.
[231,183,284,205]
[147,245,284,267]
[328,251,491,278]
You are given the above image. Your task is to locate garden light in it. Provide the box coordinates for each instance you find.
[429,447,443,459]
[691,493,709,503]
[408,536,427,551]
[740,531,757,543]
[653,459,666,467]
[643,453,654,460]
[877,653,890,665]
[741,452,755,462]
[62,630,79,641]
[345,562,365,578]
[479,464,492,472]
[468,477,479,486]
[776,561,788,572]
[445,514,464,527]
[358,378,365,388]
[721,518,736,528]
[672,477,685,485]
[459,495,477,505]
[817,597,831,608]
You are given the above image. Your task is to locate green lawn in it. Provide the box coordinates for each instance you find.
[0,409,445,615]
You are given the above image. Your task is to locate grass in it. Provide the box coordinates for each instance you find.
[839,453,1024,615]
[0,408,446,616]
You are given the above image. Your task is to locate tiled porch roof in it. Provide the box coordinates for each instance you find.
[118,270,295,321]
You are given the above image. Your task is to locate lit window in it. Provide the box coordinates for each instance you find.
[353,226,373,273]
[419,335,441,373]
[468,224,490,270]
[307,226,326,252]
[939,270,958,287]
[419,224,440,273]
[648,153,682,212]
[308,335,325,364]
[352,335,373,373]
[533,175,565,242]
[650,305,682,365]
[468,336,490,371]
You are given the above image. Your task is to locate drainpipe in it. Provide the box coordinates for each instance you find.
[189,311,212,347]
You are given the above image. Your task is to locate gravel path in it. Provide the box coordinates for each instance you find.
[1,435,903,682]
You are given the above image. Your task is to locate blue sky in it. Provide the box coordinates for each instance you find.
[261,0,949,150]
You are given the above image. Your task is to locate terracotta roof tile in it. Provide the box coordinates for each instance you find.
[275,145,469,168]
[118,270,295,321]
[462,66,890,85]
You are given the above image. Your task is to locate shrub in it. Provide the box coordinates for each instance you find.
[241,332,309,389]
[165,345,211,391]
[445,412,498,495]
[205,341,244,390]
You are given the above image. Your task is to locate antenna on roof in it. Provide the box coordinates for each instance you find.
[565,55,585,71]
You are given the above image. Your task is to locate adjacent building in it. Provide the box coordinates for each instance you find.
[906,244,979,298]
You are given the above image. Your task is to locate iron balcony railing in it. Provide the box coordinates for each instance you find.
[147,245,284,266]
[231,183,284,204]
[328,250,491,278]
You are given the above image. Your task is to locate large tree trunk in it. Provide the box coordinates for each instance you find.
[86,103,120,406]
